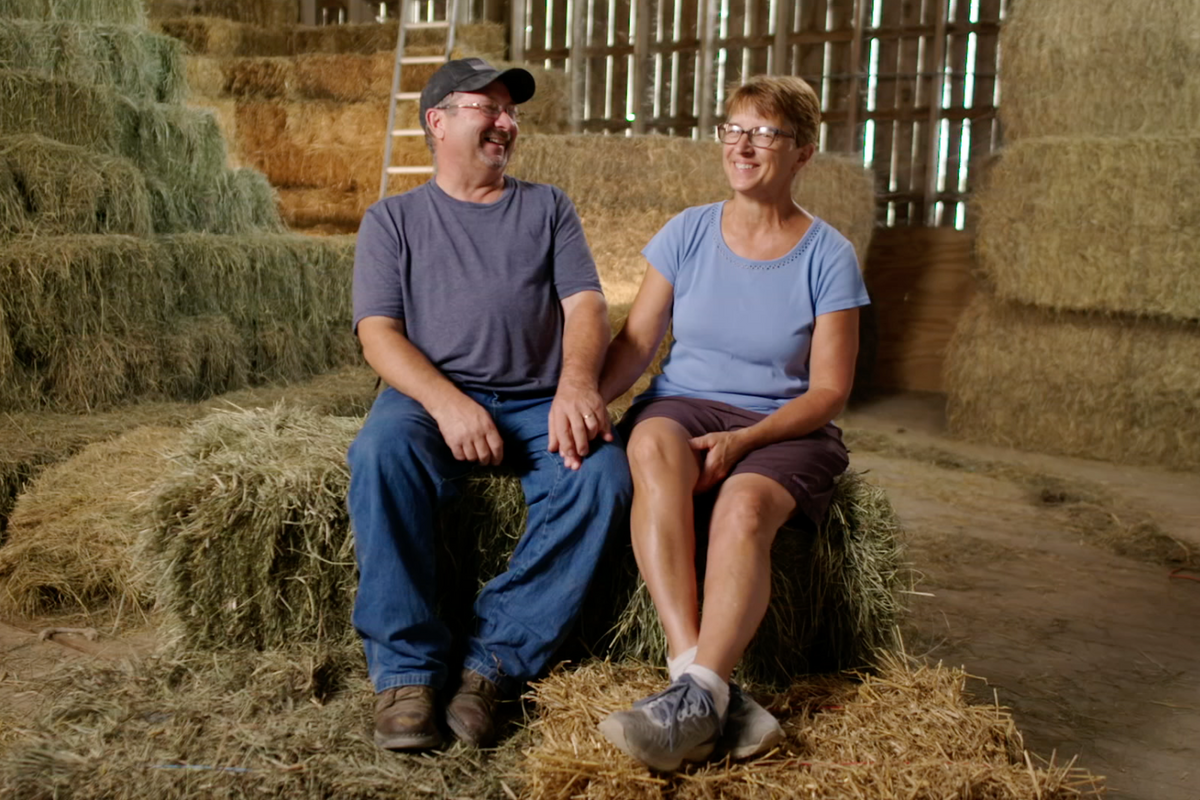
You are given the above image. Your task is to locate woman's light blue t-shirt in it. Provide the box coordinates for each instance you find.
[637,202,871,414]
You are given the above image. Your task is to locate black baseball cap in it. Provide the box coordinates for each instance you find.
[419,57,536,128]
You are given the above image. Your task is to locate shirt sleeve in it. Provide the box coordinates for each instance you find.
[640,208,694,286]
[351,203,405,333]
[811,233,871,316]
[550,189,603,299]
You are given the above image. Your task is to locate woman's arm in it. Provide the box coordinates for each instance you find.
[598,265,675,405]
[690,307,860,491]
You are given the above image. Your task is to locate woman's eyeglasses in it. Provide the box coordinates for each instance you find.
[716,123,794,148]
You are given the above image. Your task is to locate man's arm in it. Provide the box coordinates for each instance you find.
[358,315,504,465]
[548,290,612,470]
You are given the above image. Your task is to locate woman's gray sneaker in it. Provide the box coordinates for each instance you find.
[597,675,723,771]
[719,684,784,759]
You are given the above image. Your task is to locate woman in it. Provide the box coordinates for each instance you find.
[595,75,870,772]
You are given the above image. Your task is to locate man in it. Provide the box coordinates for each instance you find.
[348,57,631,752]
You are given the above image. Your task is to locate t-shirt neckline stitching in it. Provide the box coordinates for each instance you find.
[711,201,822,270]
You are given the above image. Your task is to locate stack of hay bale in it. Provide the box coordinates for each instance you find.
[946,0,1200,469]
[0,0,360,413]
[161,14,567,234]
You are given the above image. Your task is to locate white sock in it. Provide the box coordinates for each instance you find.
[667,646,697,681]
[683,664,730,718]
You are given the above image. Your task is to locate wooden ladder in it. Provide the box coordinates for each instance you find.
[378,0,461,199]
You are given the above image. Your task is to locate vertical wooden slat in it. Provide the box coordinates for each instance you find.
[632,0,650,132]
[570,0,585,131]
[611,0,632,127]
[529,0,546,59]
[697,0,718,134]
[797,0,828,87]
[923,0,947,225]
[510,0,526,60]
[746,0,769,76]
[772,0,792,74]
[822,0,853,151]
[550,0,569,68]
[966,0,1001,224]
[845,0,867,152]
[890,0,924,224]
[677,0,699,132]
[938,0,970,225]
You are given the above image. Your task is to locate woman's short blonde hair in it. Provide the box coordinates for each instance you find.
[724,75,821,149]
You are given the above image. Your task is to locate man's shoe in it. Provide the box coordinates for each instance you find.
[446,669,500,747]
[719,684,783,760]
[374,685,442,750]
[597,675,722,772]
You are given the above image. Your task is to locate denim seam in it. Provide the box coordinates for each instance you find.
[376,673,441,692]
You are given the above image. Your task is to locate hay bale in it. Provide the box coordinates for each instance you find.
[0,69,119,153]
[159,18,502,58]
[0,20,185,104]
[975,137,1200,321]
[117,100,229,197]
[606,470,904,686]
[190,0,296,28]
[149,166,282,234]
[0,426,179,617]
[510,136,876,260]
[0,235,172,411]
[522,659,1104,798]
[0,134,153,238]
[0,232,355,410]
[0,646,528,799]
[946,296,1200,470]
[143,405,537,650]
[1001,0,1200,140]
[0,365,377,538]
[0,0,144,25]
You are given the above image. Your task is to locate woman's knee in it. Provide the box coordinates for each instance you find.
[709,482,792,548]
[626,419,693,474]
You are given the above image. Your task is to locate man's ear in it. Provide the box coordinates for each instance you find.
[425,107,444,140]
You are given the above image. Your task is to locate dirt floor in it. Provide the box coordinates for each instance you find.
[1,390,1197,799]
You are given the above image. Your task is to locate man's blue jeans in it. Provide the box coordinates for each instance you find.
[347,387,632,695]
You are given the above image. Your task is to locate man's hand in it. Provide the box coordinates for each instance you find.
[548,377,611,470]
[689,430,752,493]
[429,394,505,465]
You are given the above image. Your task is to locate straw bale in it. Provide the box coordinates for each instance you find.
[0,69,119,153]
[0,646,529,800]
[161,17,502,58]
[520,659,1104,799]
[0,426,180,617]
[946,296,1200,470]
[1001,0,1200,140]
[191,0,295,29]
[0,0,145,25]
[0,20,186,103]
[0,134,153,238]
[233,98,389,191]
[510,136,875,259]
[277,185,370,231]
[975,136,1200,321]
[186,96,239,165]
[606,470,903,685]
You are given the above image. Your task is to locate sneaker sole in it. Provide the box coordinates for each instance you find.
[726,725,784,760]
[597,717,715,772]
[374,729,443,751]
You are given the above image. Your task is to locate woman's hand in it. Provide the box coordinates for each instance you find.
[689,430,753,493]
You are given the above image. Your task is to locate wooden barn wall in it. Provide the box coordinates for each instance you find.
[511,0,1004,229]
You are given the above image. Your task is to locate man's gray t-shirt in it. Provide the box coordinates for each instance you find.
[352,176,601,396]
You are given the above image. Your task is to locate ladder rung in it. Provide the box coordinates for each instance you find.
[400,55,446,65]
[391,128,426,137]
[395,92,421,100]
[406,21,450,29]
[387,166,435,175]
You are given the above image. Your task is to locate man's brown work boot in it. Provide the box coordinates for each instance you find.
[445,669,500,747]
[374,685,442,750]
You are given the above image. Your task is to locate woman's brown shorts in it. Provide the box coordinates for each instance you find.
[620,395,849,528]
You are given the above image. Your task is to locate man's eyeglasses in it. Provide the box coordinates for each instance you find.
[437,101,520,121]
[716,123,794,148]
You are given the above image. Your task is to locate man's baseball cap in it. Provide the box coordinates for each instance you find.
[419,57,536,128]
